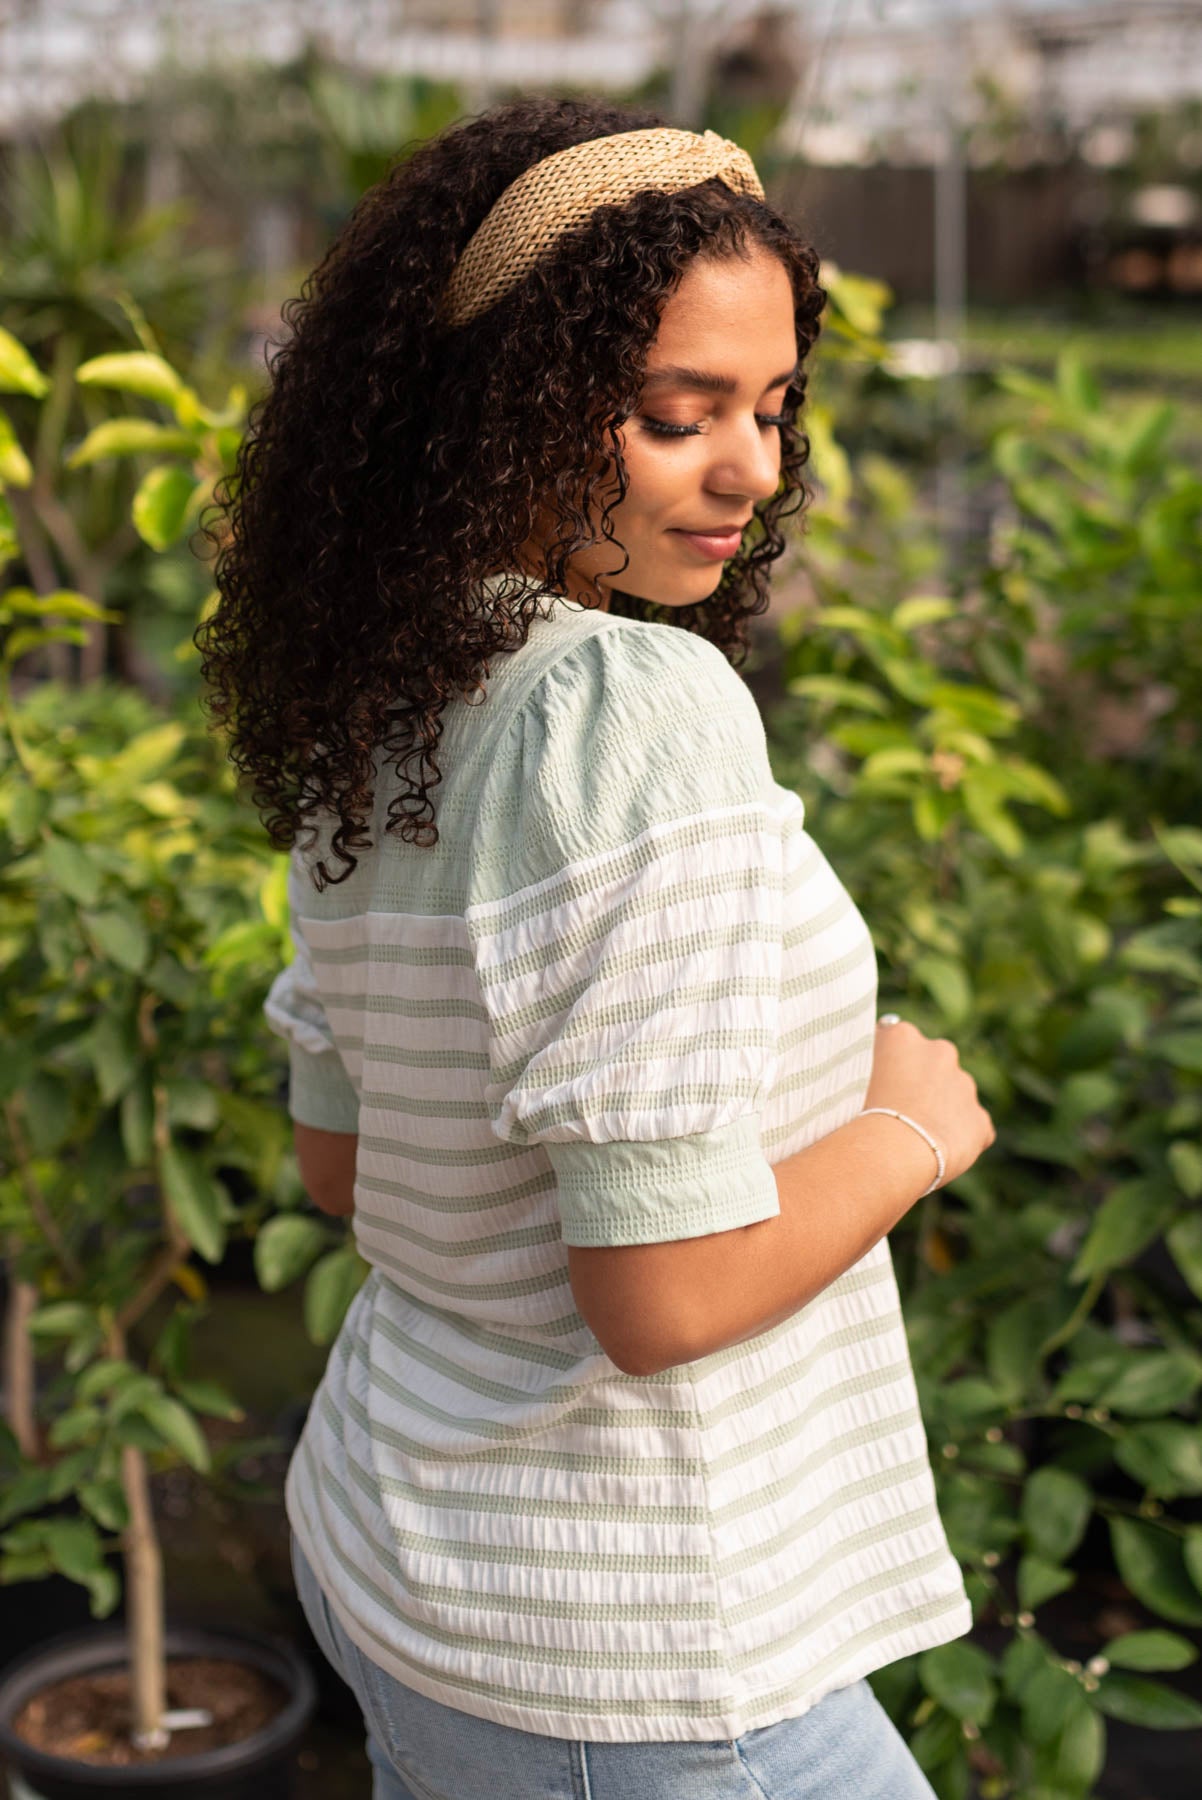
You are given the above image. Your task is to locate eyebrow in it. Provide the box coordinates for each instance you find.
[641,363,799,395]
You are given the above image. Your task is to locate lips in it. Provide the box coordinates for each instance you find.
[670,525,747,560]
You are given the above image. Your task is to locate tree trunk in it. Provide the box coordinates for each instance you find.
[120,1439,167,1749]
[2,1254,38,1459]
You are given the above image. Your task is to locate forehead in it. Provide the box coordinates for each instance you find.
[646,249,797,380]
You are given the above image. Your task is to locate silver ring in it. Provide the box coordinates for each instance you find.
[878,1013,902,1026]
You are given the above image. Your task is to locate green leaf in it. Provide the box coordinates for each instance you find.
[78,1480,129,1532]
[120,1075,154,1165]
[1168,1140,1202,1200]
[43,831,101,905]
[892,595,957,633]
[1022,1663,1088,1744]
[304,1244,368,1346]
[255,1213,328,1292]
[1110,1517,1202,1626]
[131,464,199,551]
[134,1392,210,1472]
[1018,1555,1076,1612]
[1103,1631,1197,1672]
[0,409,32,487]
[1095,1673,1202,1730]
[786,674,889,715]
[1115,1422,1202,1498]
[87,1014,139,1107]
[1053,1701,1105,1790]
[1069,1178,1177,1281]
[1056,349,1101,414]
[28,1302,94,1339]
[1167,1213,1202,1302]
[66,419,196,467]
[160,1141,226,1264]
[917,1641,997,1726]
[172,1377,245,1422]
[81,903,149,974]
[912,953,972,1027]
[1099,1352,1201,1418]
[1022,1467,1092,1564]
[75,352,184,405]
[0,328,49,396]
[1151,1031,1202,1074]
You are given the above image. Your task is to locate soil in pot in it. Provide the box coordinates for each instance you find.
[10,1656,288,1766]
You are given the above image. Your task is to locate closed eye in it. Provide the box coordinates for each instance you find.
[640,413,790,438]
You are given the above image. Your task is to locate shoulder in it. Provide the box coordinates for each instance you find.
[470,616,776,893]
[530,614,767,784]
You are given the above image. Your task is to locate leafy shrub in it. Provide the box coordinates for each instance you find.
[768,340,1202,1796]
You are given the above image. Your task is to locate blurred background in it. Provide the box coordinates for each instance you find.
[1,5,1201,1799]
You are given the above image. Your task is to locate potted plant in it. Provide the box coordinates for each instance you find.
[0,324,316,1792]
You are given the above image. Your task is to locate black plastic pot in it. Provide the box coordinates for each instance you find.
[0,1623,316,1800]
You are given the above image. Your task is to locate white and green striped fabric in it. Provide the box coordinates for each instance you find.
[265,574,971,1744]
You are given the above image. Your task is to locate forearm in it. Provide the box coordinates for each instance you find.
[667,1111,938,1368]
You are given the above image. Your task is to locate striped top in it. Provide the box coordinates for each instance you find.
[264,575,971,1744]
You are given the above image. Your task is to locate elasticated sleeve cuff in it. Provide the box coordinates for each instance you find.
[546,1113,780,1248]
[287,1040,361,1134]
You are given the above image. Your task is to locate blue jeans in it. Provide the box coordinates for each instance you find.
[290,1532,938,1800]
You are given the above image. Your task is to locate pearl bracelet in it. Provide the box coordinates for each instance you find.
[859,1107,947,1197]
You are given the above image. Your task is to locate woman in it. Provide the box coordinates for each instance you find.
[199,93,994,1800]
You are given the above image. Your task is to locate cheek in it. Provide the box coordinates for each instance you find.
[616,436,691,523]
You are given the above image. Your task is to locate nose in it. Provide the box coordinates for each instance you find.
[706,412,782,507]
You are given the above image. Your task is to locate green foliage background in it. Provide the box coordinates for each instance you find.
[0,84,1199,1795]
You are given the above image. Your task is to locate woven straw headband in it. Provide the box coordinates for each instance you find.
[440,126,765,329]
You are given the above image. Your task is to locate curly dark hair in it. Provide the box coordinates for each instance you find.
[195,93,827,887]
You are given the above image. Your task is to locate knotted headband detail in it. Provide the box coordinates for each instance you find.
[440,126,766,329]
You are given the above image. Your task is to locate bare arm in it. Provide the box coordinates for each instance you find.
[293,1122,358,1217]
[568,1109,936,1376]
[569,1022,995,1377]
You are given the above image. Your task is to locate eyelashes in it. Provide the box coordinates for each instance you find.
[639,414,790,438]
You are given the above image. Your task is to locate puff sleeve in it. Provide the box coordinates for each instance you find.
[464,623,785,1248]
[263,845,361,1133]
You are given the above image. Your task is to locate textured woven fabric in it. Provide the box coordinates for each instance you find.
[264,575,971,1743]
[441,127,765,328]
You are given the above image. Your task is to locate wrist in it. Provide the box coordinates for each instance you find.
[855,1107,946,1197]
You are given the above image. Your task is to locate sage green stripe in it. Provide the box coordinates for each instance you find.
[780,888,852,950]
[356,1133,526,1167]
[725,1497,943,1624]
[778,991,876,1052]
[318,1404,713,1567]
[376,1468,712,1528]
[733,1545,955,1672]
[489,979,780,1072]
[317,1394,931,1599]
[504,1080,768,1142]
[301,1434,956,1681]
[355,1208,561,1260]
[310,942,475,968]
[338,1379,703,1473]
[739,1588,969,1723]
[765,1031,874,1105]
[340,994,490,1021]
[780,935,877,1001]
[361,1043,491,1071]
[355,1235,573,1308]
[355,1166,556,1214]
[374,1276,583,1370]
[480,881,782,988]
[359,1281,899,1437]
[360,1091,493,1121]
[294,1476,732,1721]
[473,809,782,937]
[762,1075,875,1152]
[490,973,778,1060]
